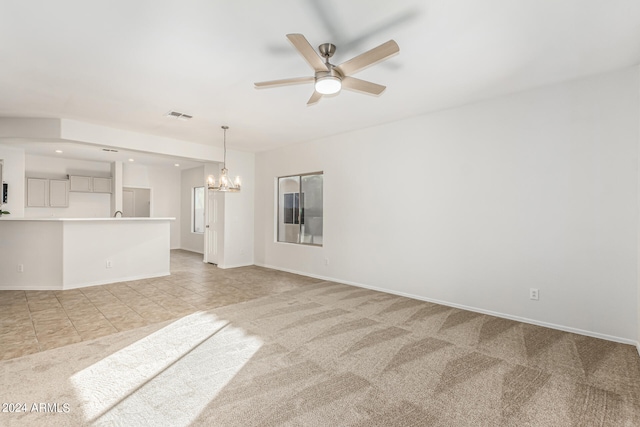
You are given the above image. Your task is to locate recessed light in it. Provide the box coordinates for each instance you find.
[55,150,63,153]
[128,158,134,162]
[174,163,180,167]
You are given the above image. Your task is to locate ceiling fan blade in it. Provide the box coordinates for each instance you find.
[307,0,345,43]
[341,76,386,96]
[335,40,399,76]
[307,90,323,106]
[286,33,328,73]
[254,76,314,89]
[341,10,418,52]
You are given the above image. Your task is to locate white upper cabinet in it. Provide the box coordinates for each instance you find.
[69,175,112,193]
[49,179,69,207]
[27,178,69,208]
[92,177,112,193]
[26,178,47,207]
[69,175,92,192]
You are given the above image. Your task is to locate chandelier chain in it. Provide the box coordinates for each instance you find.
[222,126,227,168]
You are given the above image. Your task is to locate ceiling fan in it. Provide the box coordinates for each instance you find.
[254,33,399,106]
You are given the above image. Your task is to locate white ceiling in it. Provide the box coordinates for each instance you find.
[0,0,639,158]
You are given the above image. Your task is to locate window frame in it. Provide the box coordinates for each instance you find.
[192,186,205,234]
[276,171,323,247]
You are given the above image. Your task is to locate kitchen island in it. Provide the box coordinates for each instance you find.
[0,217,174,290]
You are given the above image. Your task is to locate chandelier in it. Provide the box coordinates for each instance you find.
[207,125,241,192]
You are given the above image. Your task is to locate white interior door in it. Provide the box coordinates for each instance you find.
[205,192,218,264]
[122,190,135,217]
[134,188,151,217]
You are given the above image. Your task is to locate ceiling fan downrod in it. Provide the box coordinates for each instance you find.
[318,43,337,66]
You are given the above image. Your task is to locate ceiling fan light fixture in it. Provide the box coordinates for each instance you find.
[315,75,341,95]
[254,34,399,105]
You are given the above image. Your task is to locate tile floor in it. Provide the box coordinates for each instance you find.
[0,250,323,360]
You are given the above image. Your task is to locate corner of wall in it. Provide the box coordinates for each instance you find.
[223,150,254,267]
[637,64,640,351]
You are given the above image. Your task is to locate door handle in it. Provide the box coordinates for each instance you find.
[206,225,210,228]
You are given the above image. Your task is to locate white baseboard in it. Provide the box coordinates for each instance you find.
[0,272,171,291]
[0,283,62,291]
[176,247,204,255]
[62,272,171,290]
[255,262,637,347]
[217,262,254,270]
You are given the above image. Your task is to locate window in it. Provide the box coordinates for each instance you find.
[193,186,205,233]
[278,172,323,245]
[283,193,300,224]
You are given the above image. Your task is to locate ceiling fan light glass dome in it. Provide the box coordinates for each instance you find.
[315,75,341,95]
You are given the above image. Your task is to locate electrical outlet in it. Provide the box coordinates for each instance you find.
[106,260,113,269]
[529,288,539,300]
[324,258,329,267]
[17,264,24,273]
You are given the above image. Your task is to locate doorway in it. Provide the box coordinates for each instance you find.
[204,190,223,265]
[122,187,151,217]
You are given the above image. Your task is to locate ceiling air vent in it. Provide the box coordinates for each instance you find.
[102,148,118,152]
[165,111,193,121]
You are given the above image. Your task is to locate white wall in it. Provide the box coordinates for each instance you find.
[220,150,255,268]
[63,220,170,289]
[0,220,63,289]
[25,154,111,218]
[0,219,171,290]
[180,166,205,254]
[60,119,222,163]
[638,66,640,351]
[255,66,639,343]
[123,163,182,249]
[0,145,25,217]
[111,161,123,214]
[0,118,60,139]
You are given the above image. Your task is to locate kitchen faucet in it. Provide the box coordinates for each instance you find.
[113,210,123,218]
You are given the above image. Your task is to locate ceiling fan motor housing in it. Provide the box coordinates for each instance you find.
[318,43,337,59]
[315,68,343,80]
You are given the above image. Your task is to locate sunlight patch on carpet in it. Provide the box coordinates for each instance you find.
[69,311,262,425]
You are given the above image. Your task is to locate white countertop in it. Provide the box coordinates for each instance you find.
[0,217,175,221]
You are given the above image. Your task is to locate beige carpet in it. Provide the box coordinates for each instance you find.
[1,280,639,426]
